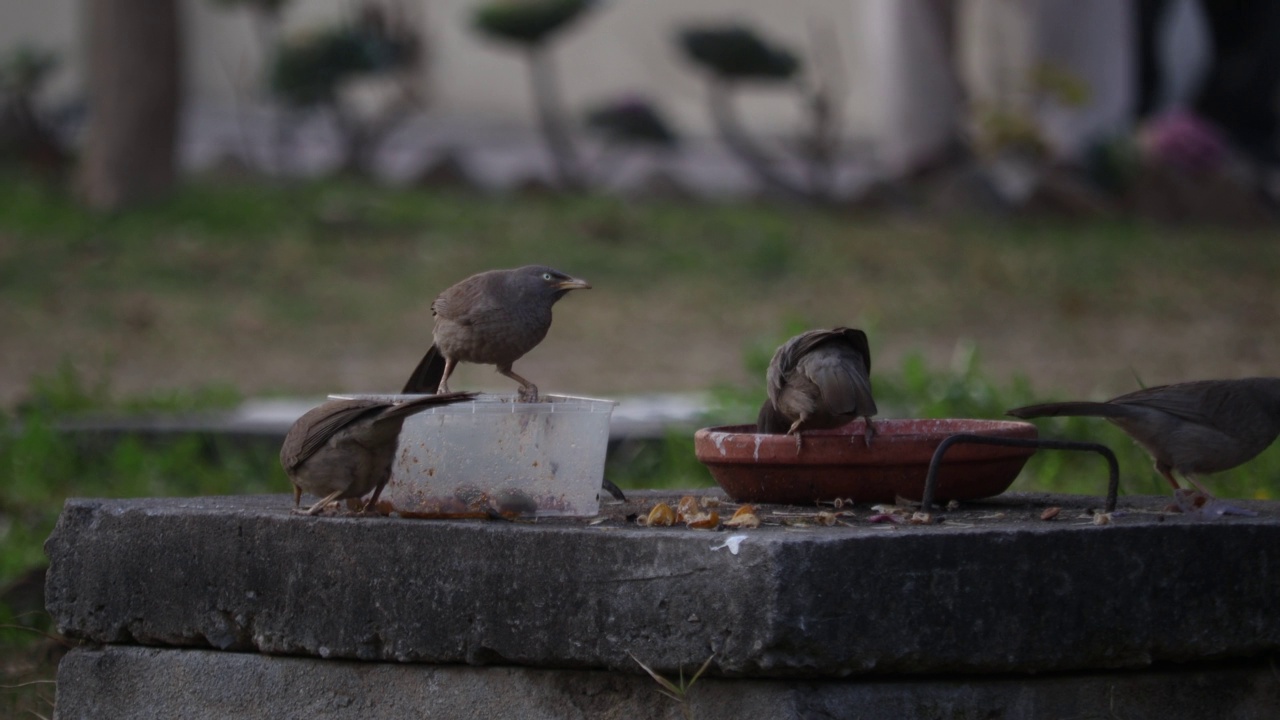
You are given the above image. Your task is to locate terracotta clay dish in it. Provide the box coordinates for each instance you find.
[694,418,1038,505]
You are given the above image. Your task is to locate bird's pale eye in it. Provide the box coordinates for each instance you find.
[542,273,553,281]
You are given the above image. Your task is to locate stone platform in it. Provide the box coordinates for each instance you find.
[46,492,1280,718]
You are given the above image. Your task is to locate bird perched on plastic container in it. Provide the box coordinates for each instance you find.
[402,265,591,402]
[281,392,477,515]
[1007,378,1280,503]
[757,327,878,447]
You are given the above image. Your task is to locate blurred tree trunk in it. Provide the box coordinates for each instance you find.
[77,0,182,211]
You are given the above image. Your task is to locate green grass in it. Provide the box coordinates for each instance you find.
[0,390,282,586]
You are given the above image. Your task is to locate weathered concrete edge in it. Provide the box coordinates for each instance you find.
[55,645,1280,720]
[44,495,1280,678]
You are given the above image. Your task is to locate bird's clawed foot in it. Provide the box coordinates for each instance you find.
[861,419,877,447]
[517,384,540,403]
[295,490,343,516]
[785,430,804,453]
[1171,488,1256,518]
[1169,488,1210,513]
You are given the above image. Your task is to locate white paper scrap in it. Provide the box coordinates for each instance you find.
[711,535,748,555]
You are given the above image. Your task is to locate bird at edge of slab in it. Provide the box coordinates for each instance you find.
[1007,377,1280,516]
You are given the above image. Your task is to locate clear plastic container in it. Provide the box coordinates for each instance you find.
[329,393,616,518]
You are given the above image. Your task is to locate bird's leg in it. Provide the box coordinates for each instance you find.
[786,417,806,452]
[292,484,302,508]
[436,357,458,394]
[1162,465,1229,514]
[363,480,390,513]
[862,418,877,447]
[1158,462,1203,512]
[1155,462,1182,491]
[1181,473,1215,499]
[298,490,343,516]
[499,366,539,403]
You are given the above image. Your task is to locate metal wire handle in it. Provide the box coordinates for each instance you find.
[921,434,1120,514]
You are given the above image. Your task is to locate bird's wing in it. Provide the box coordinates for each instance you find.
[766,330,827,403]
[432,272,505,325]
[1111,381,1257,432]
[765,345,789,405]
[801,346,877,416]
[834,327,872,374]
[767,328,872,404]
[280,400,386,470]
[787,328,872,371]
[783,329,841,359]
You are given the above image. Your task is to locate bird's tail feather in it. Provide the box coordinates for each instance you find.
[402,345,447,394]
[379,391,478,423]
[1006,401,1131,419]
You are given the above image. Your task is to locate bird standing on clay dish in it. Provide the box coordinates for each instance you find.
[402,265,591,402]
[1007,378,1280,504]
[757,327,879,447]
[281,392,477,515]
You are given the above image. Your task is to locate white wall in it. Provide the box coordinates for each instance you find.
[0,0,1134,172]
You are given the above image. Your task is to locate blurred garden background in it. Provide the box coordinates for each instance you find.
[3,0,1280,713]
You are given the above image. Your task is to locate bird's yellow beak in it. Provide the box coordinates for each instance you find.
[554,277,592,290]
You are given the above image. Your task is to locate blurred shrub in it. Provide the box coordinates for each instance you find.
[0,44,66,173]
[678,24,799,82]
[473,0,597,46]
[585,96,678,148]
[209,0,290,10]
[0,46,58,97]
[270,14,418,107]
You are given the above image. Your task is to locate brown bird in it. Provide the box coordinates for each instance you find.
[757,327,879,445]
[402,265,591,402]
[1007,378,1280,497]
[281,392,477,515]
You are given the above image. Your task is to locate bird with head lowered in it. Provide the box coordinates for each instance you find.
[281,392,478,515]
[757,327,879,447]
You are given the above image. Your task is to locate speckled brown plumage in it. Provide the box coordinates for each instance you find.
[402,265,590,401]
[757,327,879,443]
[1008,377,1280,495]
[281,392,476,515]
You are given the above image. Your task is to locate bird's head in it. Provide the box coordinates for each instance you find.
[519,265,592,302]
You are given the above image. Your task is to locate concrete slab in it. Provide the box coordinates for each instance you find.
[45,493,1280,678]
[55,645,1280,720]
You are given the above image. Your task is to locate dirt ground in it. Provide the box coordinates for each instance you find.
[5,267,1277,410]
